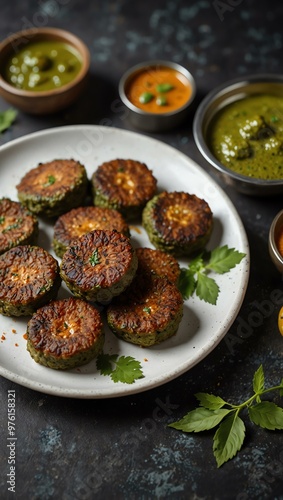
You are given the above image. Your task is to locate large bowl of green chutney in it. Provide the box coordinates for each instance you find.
[193,74,283,196]
[0,27,90,114]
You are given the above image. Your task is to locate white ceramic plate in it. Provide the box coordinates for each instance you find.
[0,125,249,398]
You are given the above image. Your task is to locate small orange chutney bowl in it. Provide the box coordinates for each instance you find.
[119,60,196,132]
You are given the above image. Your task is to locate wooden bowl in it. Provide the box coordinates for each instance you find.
[0,27,90,114]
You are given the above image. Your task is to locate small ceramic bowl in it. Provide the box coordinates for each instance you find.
[269,209,283,273]
[119,60,196,132]
[193,74,283,196]
[0,27,90,114]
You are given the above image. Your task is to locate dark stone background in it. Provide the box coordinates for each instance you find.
[0,1,282,499]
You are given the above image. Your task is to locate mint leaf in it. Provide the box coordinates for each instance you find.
[110,356,144,384]
[213,413,245,467]
[178,268,196,300]
[96,353,118,376]
[195,392,227,410]
[248,402,283,430]
[208,245,246,274]
[169,408,231,432]
[280,379,283,397]
[195,273,219,305]
[0,109,17,133]
[253,365,265,400]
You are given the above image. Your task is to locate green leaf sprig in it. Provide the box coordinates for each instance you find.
[0,109,17,133]
[169,365,283,467]
[178,245,246,305]
[96,353,144,384]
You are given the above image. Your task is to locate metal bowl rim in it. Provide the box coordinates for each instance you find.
[193,73,283,188]
[269,209,283,266]
[119,59,196,118]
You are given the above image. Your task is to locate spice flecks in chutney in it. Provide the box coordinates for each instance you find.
[209,94,283,180]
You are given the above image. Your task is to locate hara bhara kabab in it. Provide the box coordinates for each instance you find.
[53,205,130,258]
[0,197,38,254]
[26,297,104,370]
[60,229,138,303]
[91,158,157,219]
[0,245,61,316]
[107,272,183,347]
[135,247,180,284]
[142,191,213,256]
[16,159,88,218]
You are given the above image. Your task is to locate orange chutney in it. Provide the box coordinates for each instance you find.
[276,225,283,258]
[278,305,283,336]
[126,66,192,114]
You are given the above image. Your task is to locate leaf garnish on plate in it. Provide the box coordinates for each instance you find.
[96,353,144,384]
[178,245,246,304]
[168,365,283,467]
[0,109,17,133]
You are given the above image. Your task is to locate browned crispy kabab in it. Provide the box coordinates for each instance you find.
[26,297,104,370]
[142,191,213,256]
[0,198,38,254]
[53,205,130,258]
[91,158,157,219]
[0,245,61,316]
[107,272,183,347]
[16,159,88,218]
[135,247,180,284]
[60,229,138,303]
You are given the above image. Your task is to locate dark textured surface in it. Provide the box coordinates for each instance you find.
[0,1,283,499]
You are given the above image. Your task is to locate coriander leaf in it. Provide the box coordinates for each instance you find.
[253,364,265,399]
[195,272,219,305]
[89,249,100,266]
[188,253,205,273]
[280,379,283,397]
[0,109,17,133]
[207,245,246,274]
[169,408,231,432]
[96,353,118,376]
[248,402,283,430]
[110,356,144,384]
[195,392,227,410]
[43,175,56,187]
[178,268,196,300]
[213,413,245,467]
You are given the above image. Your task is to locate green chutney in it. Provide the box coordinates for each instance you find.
[5,40,82,92]
[209,94,283,180]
